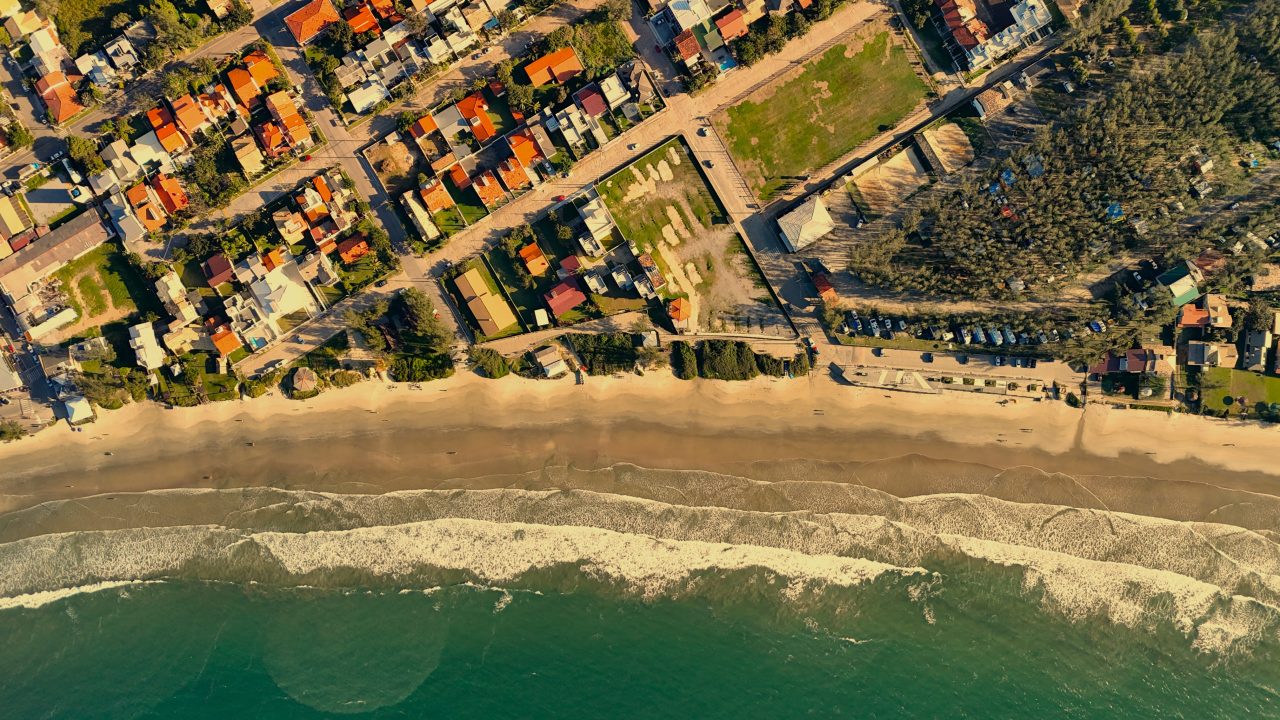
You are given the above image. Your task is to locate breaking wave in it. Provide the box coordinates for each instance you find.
[1,465,1278,657]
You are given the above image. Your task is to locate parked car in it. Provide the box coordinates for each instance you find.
[994,355,1006,366]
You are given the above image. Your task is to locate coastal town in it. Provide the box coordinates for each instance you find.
[0,0,1278,441]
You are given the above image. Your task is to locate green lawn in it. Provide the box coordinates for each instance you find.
[595,138,726,253]
[433,208,467,236]
[443,174,489,225]
[720,32,928,200]
[53,241,160,323]
[486,246,547,326]
[1200,367,1280,414]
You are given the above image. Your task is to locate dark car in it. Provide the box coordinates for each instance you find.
[375,279,389,288]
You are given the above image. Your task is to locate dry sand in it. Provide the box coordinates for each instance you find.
[2,369,1278,523]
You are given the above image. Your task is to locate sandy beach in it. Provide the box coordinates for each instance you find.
[2,368,1277,525]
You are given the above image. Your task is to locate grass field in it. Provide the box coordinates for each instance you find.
[719,31,927,200]
[52,242,158,323]
[595,138,724,252]
[1200,367,1280,414]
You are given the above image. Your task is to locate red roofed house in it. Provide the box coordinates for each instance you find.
[472,170,506,208]
[673,29,700,63]
[257,122,288,158]
[211,326,243,357]
[337,235,371,263]
[419,178,455,212]
[935,0,989,51]
[343,3,380,34]
[369,0,398,20]
[266,91,312,148]
[312,175,333,202]
[496,157,531,193]
[1176,293,1232,330]
[668,297,691,332]
[170,94,211,141]
[457,93,496,143]
[126,182,168,232]
[519,242,550,276]
[544,278,587,318]
[523,46,584,86]
[151,173,189,214]
[508,128,544,168]
[448,164,471,189]
[573,85,608,118]
[408,115,436,139]
[285,0,340,44]
[244,50,279,87]
[714,8,748,41]
[203,253,234,287]
[156,124,188,154]
[228,67,262,107]
[263,247,286,271]
[35,72,85,124]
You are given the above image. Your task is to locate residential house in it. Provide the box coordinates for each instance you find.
[129,131,175,174]
[128,322,166,371]
[935,0,1053,71]
[573,85,608,118]
[337,235,371,263]
[30,23,70,77]
[419,178,455,212]
[666,0,713,31]
[74,52,116,86]
[265,91,312,148]
[457,92,496,143]
[344,2,380,34]
[672,30,701,65]
[232,134,266,177]
[777,195,834,252]
[206,0,234,17]
[125,182,168,233]
[496,157,532,193]
[210,325,243,358]
[472,170,506,207]
[151,173,189,215]
[274,209,308,246]
[508,128,545,169]
[4,10,40,39]
[155,271,200,325]
[171,94,212,141]
[347,77,390,113]
[714,7,748,41]
[226,260,321,350]
[104,192,146,242]
[256,122,289,158]
[637,252,666,292]
[1185,341,1238,368]
[35,72,84,124]
[533,346,568,377]
[244,49,279,88]
[544,277,587,318]
[0,196,31,240]
[598,74,629,109]
[0,212,111,340]
[203,252,235,287]
[1089,346,1175,377]
[1243,329,1273,373]
[100,139,141,182]
[578,197,614,254]
[1156,260,1204,307]
[400,191,440,240]
[103,36,140,70]
[285,0,341,44]
[228,66,262,106]
[523,47,584,86]
[972,81,1018,118]
[1176,293,1231,330]
[453,266,517,336]
[519,242,550,276]
[669,297,691,333]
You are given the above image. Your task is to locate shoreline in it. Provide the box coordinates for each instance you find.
[2,369,1278,518]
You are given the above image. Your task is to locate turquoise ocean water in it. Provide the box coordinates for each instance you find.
[0,473,1277,718]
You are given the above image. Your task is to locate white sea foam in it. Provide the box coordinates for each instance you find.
[0,580,157,611]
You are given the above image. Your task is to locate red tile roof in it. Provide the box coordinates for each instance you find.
[36,72,84,124]
[203,253,234,286]
[574,86,607,117]
[343,3,380,34]
[496,158,530,193]
[448,164,471,188]
[227,67,259,106]
[508,128,543,168]
[312,175,332,202]
[285,0,340,44]
[155,123,187,153]
[673,30,700,61]
[244,50,279,86]
[472,170,506,207]
[211,327,242,357]
[419,179,454,212]
[170,94,207,137]
[715,8,748,41]
[669,297,691,321]
[337,235,371,263]
[151,173,189,214]
[936,0,988,50]
[409,115,437,138]
[544,277,587,317]
[524,46,583,86]
[147,106,173,130]
[519,242,549,276]
[457,92,496,143]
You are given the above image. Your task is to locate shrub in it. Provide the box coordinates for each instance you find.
[792,351,811,376]
[698,340,759,380]
[566,333,636,375]
[470,347,510,378]
[391,355,454,381]
[672,341,697,380]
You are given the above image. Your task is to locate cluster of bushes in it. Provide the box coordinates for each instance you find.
[671,340,809,381]
[390,354,453,381]
[731,0,845,66]
[470,347,510,378]
[565,333,636,375]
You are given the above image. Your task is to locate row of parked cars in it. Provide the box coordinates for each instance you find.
[839,310,1073,348]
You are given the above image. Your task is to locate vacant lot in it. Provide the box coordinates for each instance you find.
[851,145,931,215]
[596,139,788,335]
[718,30,927,201]
[50,241,159,342]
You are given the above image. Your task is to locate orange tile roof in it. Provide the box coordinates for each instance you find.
[472,170,505,207]
[369,0,396,19]
[524,46,583,86]
[258,122,287,156]
[448,164,470,188]
[508,129,543,168]
[263,247,286,271]
[266,91,310,145]
[338,235,371,263]
[124,183,150,208]
[227,67,259,106]
[211,328,242,357]
[518,242,549,276]
[419,179,454,212]
[496,158,530,193]
[126,183,168,232]
[285,0,340,44]
[147,106,173,130]
[343,3,380,34]
[409,115,437,138]
[669,297,691,321]
[673,30,700,61]
[170,94,207,137]
[715,8,748,41]
[151,173,189,214]
[312,175,332,202]
[37,73,84,124]
[457,93,496,143]
[303,204,330,224]
[244,50,279,86]
[155,123,187,153]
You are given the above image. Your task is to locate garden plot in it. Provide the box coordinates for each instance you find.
[597,139,787,335]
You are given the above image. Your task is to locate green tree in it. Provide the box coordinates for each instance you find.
[469,347,510,378]
[6,123,33,149]
[0,419,25,442]
[67,135,106,175]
